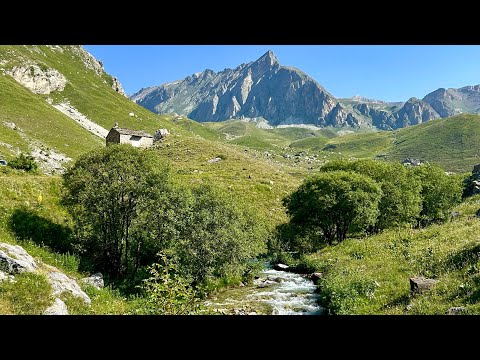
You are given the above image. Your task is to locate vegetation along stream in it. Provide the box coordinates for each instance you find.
[205,266,324,315]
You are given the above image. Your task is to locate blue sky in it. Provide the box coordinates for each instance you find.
[84,45,480,102]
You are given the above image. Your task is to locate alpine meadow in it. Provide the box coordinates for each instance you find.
[1,45,480,315]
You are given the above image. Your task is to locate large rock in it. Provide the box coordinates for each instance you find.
[0,243,38,274]
[7,64,67,94]
[410,276,438,295]
[47,269,91,305]
[44,298,69,315]
[310,272,323,285]
[111,76,127,97]
[80,272,104,290]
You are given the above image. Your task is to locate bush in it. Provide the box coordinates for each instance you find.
[8,153,38,173]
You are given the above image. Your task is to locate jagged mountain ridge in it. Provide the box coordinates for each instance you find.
[131,51,364,128]
[131,50,480,130]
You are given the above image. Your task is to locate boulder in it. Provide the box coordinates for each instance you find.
[447,306,466,315]
[410,276,438,295]
[44,298,69,315]
[310,272,323,285]
[450,211,460,218]
[47,270,91,305]
[207,157,222,163]
[273,263,289,271]
[80,272,104,290]
[0,243,38,274]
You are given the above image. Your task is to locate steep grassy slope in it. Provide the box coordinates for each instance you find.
[302,195,480,315]
[0,74,103,160]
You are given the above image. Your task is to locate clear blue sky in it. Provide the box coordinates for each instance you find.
[84,45,480,102]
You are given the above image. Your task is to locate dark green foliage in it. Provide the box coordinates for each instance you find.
[7,153,38,173]
[283,171,382,245]
[62,144,267,289]
[320,159,422,230]
[141,184,268,285]
[412,164,463,225]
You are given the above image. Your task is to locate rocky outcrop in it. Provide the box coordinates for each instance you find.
[80,272,104,290]
[44,298,69,315]
[70,45,104,76]
[111,76,127,97]
[423,85,480,118]
[0,243,38,274]
[0,242,92,313]
[393,98,440,128]
[46,268,91,305]
[7,64,67,94]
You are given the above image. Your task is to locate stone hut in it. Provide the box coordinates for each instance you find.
[106,125,153,148]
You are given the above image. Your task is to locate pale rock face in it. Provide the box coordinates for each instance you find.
[0,243,38,274]
[8,64,67,94]
[44,298,69,315]
[80,273,104,290]
[112,76,127,97]
[46,269,91,305]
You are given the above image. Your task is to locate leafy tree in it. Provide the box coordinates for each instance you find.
[62,145,173,279]
[412,164,463,225]
[8,153,38,173]
[152,184,268,285]
[320,159,422,230]
[284,171,382,245]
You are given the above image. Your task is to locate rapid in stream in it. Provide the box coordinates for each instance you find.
[205,267,324,315]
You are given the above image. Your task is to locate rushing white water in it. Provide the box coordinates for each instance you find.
[205,268,323,315]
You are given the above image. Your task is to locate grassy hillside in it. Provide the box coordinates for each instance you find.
[0,171,133,314]
[387,114,480,172]
[301,195,480,314]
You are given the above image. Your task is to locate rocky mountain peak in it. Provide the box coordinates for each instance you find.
[256,50,279,67]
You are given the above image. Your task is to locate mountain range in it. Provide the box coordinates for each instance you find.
[131,50,480,130]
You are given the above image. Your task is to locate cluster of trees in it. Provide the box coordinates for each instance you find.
[62,145,267,295]
[279,159,464,254]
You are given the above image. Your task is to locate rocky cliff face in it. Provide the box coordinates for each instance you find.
[131,51,363,127]
[422,85,480,118]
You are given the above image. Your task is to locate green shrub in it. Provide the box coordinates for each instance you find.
[7,153,38,173]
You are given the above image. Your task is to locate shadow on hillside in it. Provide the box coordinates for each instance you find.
[445,244,480,271]
[8,207,74,254]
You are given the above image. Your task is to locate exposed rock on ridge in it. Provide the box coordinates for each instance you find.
[7,63,67,94]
